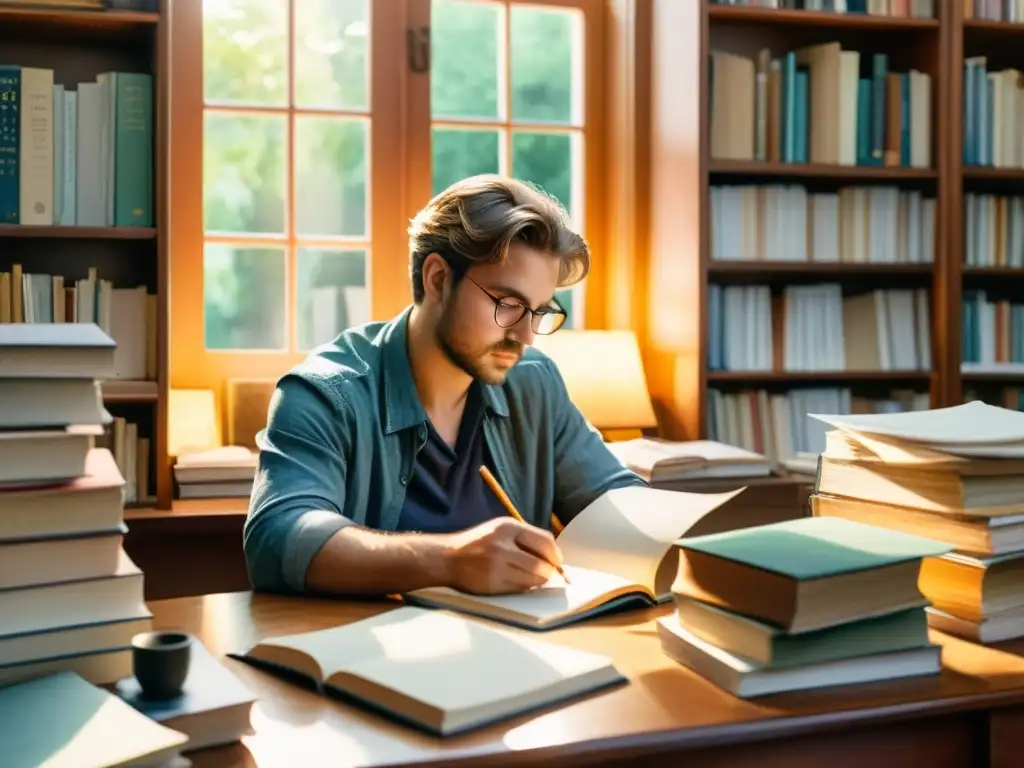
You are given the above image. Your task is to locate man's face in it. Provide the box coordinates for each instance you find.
[436,242,562,385]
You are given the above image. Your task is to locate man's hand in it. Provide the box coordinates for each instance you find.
[442,517,565,595]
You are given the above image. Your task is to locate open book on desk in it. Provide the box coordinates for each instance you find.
[230,606,624,736]
[405,485,746,630]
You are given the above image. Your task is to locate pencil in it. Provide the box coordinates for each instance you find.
[478,465,570,584]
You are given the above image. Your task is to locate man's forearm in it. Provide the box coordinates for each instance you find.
[305,525,455,596]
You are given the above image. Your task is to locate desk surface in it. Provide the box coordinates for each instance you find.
[152,591,1024,768]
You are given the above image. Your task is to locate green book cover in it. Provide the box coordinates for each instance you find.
[112,72,153,227]
[675,516,953,580]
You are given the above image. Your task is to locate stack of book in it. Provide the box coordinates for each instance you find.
[807,400,1024,644]
[173,445,258,499]
[656,516,950,699]
[0,323,152,687]
[604,438,773,484]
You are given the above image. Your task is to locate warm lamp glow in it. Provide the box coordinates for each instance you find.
[168,388,221,458]
[533,330,657,431]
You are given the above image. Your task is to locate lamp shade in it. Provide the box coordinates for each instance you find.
[168,388,221,457]
[533,330,657,430]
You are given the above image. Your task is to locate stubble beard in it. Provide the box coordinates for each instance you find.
[436,299,522,386]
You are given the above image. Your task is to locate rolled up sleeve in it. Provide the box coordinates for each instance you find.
[243,375,353,593]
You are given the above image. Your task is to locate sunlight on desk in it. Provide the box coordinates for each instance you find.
[246,714,372,766]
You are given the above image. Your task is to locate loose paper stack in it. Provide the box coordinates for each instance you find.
[808,401,1024,644]
[0,323,152,687]
[657,516,949,698]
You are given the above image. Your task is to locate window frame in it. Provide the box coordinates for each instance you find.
[169,0,607,393]
[424,0,605,328]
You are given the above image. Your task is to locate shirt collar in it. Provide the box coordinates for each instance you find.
[380,306,510,435]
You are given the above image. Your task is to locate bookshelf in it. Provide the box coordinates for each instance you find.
[952,1,1024,411]
[0,3,169,509]
[648,0,952,461]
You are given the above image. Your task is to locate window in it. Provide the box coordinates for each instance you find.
[170,0,603,391]
[430,0,586,326]
[202,0,372,353]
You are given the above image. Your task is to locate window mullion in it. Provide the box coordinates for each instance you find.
[286,0,298,352]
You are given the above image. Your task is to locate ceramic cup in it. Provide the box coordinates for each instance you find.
[131,630,192,700]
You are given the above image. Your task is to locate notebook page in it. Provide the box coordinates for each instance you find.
[332,608,617,716]
[557,485,745,591]
[251,607,437,679]
[406,565,639,624]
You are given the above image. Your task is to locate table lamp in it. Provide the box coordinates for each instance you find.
[533,330,657,441]
[168,388,221,458]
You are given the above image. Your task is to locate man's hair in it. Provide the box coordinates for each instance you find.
[408,174,590,303]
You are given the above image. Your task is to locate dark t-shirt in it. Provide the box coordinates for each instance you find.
[396,384,509,533]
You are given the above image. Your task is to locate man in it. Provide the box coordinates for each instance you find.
[244,175,646,598]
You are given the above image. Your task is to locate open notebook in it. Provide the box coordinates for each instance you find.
[231,606,625,736]
[405,485,745,630]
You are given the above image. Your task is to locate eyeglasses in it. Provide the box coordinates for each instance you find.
[465,276,567,335]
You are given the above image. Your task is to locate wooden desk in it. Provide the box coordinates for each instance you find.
[124,500,250,600]
[152,591,1024,768]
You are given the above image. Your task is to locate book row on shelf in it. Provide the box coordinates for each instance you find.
[966,0,1024,21]
[710,45,931,169]
[0,64,153,228]
[709,0,935,16]
[708,284,931,373]
[0,265,156,382]
[964,193,1024,267]
[962,291,1024,370]
[102,415,152,506]
[962,58,1024,170]
[706,386,931,462]
[711,185,936,264]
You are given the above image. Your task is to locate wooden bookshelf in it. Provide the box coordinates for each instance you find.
[0,4,170,508]
[0,224,157,240]
[706,4,940,30]
[952,3,1024,402]
[644,1,1024,453]
[709,159,938,179]
[646,1,951,451]
[706,371,933,384]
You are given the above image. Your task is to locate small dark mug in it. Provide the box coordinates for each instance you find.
[131,630,192,700]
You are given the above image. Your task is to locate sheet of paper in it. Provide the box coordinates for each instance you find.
[557,485,745,590]
[810,401,1024,446]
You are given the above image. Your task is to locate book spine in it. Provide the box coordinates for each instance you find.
[113,73,154,227]
[871,53,887,166]
[0,65,19,224]
[19,67,54,225]
[60,90,77,226]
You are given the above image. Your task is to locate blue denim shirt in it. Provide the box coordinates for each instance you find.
[243,306,647,594]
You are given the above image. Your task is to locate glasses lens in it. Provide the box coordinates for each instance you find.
[534,311,566,335]
[495,303,526,328]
